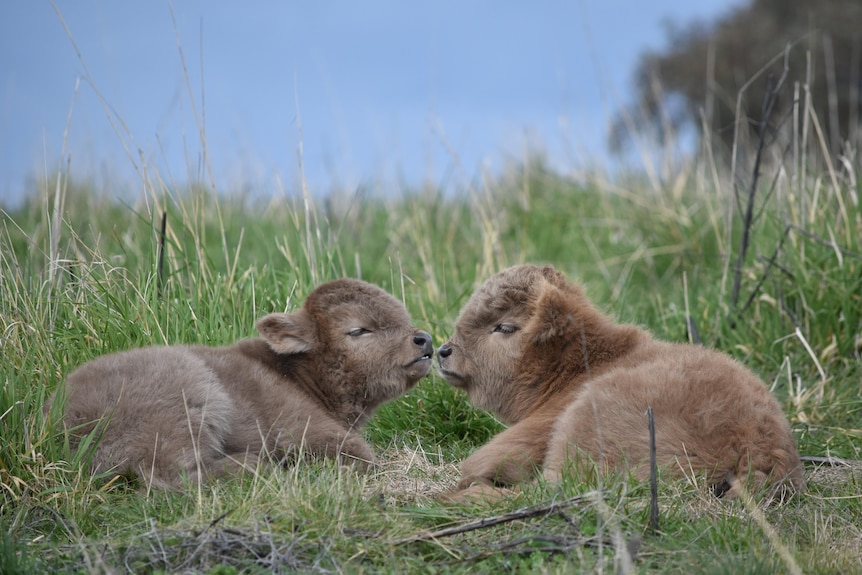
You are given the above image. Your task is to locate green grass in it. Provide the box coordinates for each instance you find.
[2,134,861,573]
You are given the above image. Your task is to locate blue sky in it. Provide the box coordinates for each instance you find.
[0,1,739,206]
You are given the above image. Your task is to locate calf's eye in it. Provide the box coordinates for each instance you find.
[348,328,372,337]
[493,324,517,334]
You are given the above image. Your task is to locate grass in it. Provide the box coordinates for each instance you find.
[2,94,862,575]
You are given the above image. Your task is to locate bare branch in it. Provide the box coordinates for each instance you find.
[392,492,598,544]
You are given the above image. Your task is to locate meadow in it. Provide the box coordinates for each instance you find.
[1,118,861,573]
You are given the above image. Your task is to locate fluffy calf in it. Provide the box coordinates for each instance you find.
[437,264,803,499]
[47,279,433,488]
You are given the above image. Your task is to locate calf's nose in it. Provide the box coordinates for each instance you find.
[413,331,434,356]
[438,344,452,359]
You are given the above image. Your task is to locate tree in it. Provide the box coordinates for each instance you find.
[610,0,862,158]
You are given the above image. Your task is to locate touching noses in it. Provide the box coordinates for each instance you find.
[413,331,434,357]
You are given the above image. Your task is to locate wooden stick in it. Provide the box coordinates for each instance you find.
[393,492,598,544]
[157,210,167,298]
[647,407,659,533]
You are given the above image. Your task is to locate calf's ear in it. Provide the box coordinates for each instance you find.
[256,310,315,354]
[540,265,568,289]
[528,283,573,345]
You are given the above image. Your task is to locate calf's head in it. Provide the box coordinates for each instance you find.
[437,264,595,423]
[256,278,433,422]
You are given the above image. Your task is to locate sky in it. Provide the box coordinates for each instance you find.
[0,1,740,207]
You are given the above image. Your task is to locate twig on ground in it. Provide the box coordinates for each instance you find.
[157,210,167,298]
[458,533,611,563]
[647,407,659,534]
[800,455,854,466]
[194,509,232,537]
[392,492,598,544]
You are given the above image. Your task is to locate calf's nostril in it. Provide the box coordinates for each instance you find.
[438,344,452,359]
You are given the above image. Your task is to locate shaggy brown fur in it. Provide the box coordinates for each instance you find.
[437,264,804,500]
[46,279,434,489]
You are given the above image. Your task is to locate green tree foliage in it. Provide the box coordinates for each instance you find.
[611,0,862,157]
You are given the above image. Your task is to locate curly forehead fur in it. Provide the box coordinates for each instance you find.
[304,279,411,328]
[457,264,612,350]
[462,265,568,313]
[305,278,403,312]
